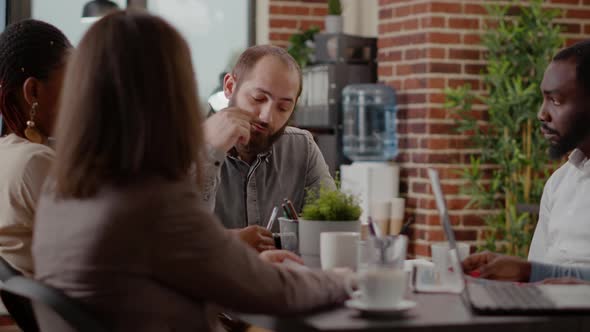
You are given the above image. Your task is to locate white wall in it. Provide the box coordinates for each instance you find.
[256,0,269,44]
[148,0,250,105]
[32,0,126,45]
[0,0,5,30]
[33,0,250,107]
[342,0,378,38]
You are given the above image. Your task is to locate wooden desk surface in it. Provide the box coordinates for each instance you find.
[240,292,590,332]
[0,315,18,332]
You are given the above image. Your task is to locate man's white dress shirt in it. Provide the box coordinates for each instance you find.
[529,149,590,267]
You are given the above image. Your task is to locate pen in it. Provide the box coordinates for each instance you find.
[400,217,413,235]
[285,198,299,221]
[368,216,382,238]
[266,206,279,231]
[367,217,376,236]
[281,203,292,219]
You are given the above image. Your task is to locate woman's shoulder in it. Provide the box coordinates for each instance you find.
[0,134,54,170]
[0,135,54,189]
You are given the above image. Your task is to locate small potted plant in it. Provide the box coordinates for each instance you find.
[298,182,362,265]
[325,0,343,34]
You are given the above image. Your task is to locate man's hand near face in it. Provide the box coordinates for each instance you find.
[462,251,532,282]
[205,109,277,252]
[204,107,257,153]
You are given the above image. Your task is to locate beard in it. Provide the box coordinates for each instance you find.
[237,124,287,156]
[545,112,590,159]
[228,95,288,157]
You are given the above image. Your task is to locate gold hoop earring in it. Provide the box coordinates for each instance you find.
[24,101,43,144]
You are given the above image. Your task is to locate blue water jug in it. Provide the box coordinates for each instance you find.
[342,84,398,161]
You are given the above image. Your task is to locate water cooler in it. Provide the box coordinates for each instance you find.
[339,84,401,226]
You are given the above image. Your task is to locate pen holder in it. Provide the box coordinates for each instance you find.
[278,217,299,254]
[272,232,298,253]
[278,217,298,236]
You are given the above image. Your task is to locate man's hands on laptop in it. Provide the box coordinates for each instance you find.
[462,251,531,282]
[540,277,590,285]
[204,107,258,152]
[233,225,276,252]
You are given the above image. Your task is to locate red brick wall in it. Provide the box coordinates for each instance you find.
[268,0,328,47]
[265,0,590,258]
[377,0,590,257]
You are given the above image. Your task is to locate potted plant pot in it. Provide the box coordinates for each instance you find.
[298,177,363,268]
[324,15,343,34]
[325,0,343,34]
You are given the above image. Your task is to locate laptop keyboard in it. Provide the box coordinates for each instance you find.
[469,281,555,311]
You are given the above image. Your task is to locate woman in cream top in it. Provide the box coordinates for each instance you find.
[33,10,348,332]
[0,20,71,275]
[0,134,53,274]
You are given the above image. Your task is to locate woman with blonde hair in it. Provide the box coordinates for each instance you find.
[0,20,71,275]
[33,10,347,332]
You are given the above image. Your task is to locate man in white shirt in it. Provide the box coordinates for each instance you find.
[527,40,590,267]
[464,40,590,279]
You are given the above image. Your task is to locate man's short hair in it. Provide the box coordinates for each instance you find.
[553,40,590,94]
[232,45,302,98]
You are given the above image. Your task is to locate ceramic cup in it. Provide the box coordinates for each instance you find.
[346,235,408,308]
[320,232,359,270]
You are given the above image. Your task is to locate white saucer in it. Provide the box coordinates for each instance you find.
[345,299,417,315]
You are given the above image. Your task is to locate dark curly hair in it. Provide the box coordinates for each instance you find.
[0,19,71,136]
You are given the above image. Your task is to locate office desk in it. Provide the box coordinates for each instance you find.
[239,291,590,332]
[0,315,18,332]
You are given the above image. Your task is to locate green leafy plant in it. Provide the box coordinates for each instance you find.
[444,0,563,257]
[302,181,362,221]
[287,26,320,68]
[328,0,342,16]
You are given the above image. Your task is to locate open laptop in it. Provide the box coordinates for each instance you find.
[427,168,590,314]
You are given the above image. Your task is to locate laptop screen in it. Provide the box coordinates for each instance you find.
[427,168,466,292]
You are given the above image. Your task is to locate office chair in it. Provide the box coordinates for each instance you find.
[1,276,107,332]
[0,257,39,331]
[0,256,21,282]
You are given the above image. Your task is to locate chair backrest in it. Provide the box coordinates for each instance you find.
[0,276,107,332]
[0,256,22,282]
[0,257,38,331]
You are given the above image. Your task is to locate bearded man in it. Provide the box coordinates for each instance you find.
[463,40,590,282]
[201,45,335,251]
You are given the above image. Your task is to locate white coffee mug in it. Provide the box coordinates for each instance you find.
[320,232,359,270]
[346,268,407,308]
